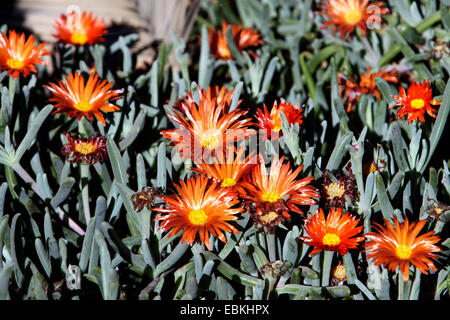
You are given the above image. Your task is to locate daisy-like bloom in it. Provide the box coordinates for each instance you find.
[161,91,254,161]
[391,80,441,123]
[0,30,49,79]
[300,207,365,256]
[321,169,358,209]
[364,216,441,282]
[153,175,242,250]
[255,100,304,140]
[192,146,257,191]
[240,155,319,219]
[208,21,263,60]
[317,0,389,39]
[44,71,122,125]
[61,132,107,164]
[339,67,399,112]
[53,10,107,45]
[173,85,239,115]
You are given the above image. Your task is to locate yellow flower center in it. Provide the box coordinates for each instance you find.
[333,265,347,281]
[325,183,346,199]
[323,233,341,246]
[369,162,377,174]
[74,101,93,112]
[272,125,282,132]
[71,33,88,45]
[261,191,281,203]
[188,209,208,226]
[396,244,412,260]
[221,178,236,187]
[201,134,219,149]
[260,211,279,224]
[344,8,363,25]
[411,98,425,109]
[6,58,24,70]
[75,142,96,155]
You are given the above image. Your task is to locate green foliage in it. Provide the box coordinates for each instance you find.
[0,0,449,300]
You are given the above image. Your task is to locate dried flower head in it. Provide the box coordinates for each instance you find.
[208,21,263,60]
[44,71,122,126]
[317,0,389,39]
[131,186,159,213]
[300,207,365,256]
[425,200,450,223]
[0,30,49,79]
[260,260,290,278]
[53,10,107,45]
[391,80,441,123]
[61,132,107,164]
[331,261,347,285]
[248,200,291,233]
[321,169,358,209]
[364,216,441,282]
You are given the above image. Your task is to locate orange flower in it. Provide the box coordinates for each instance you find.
[0,30,49,79]
[208,21,263,60]
[44,72,122,126]
[317,0,389,39]
[173,85,239,115]
[61,132,107,164]
[161,91,254,161]
[192,146,257,192]
[153,175,242,249]
[391,80,441,123]
[240,155,319,217]
[255,100,303,139]
[300,207,365,256]
[339,67,399,112]
[53,10,107,45]
[364,216,441,282]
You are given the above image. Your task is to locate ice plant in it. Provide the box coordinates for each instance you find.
[317,0,389,39]
[53,10,107,45]
[61,132,107,164]
[192,147,257,191]
[321,169,358,209]
[153,175,242,250]
[300,207,365,256]
[0,30,49,79]
[364,216,441,282]
[391,80,441,123]
[339,67,399,112]
[208,21,263,60]
[161,91,253,161]
[44,71,122,125]
[255,100,304,139]
[240,155,319,219]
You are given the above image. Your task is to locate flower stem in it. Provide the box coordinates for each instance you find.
[398,271,405,300]
[321,250,334,287]
[8,76,17,108]
[80,164,91,225]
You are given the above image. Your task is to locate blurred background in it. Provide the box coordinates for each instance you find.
[0,0,201,68]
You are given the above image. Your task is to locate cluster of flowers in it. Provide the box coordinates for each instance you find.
[0,0,444,284]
